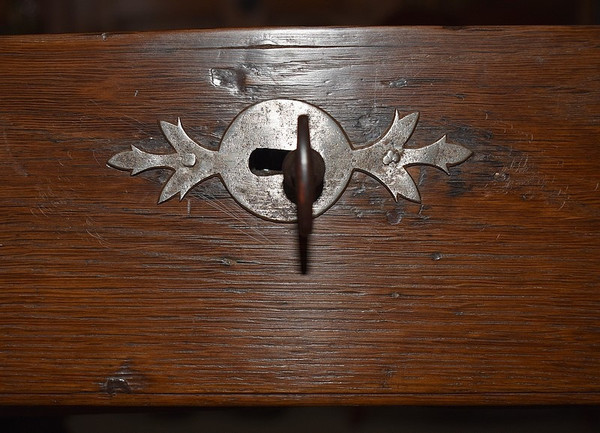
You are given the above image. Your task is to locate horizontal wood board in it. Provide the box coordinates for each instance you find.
[0,27,599,405]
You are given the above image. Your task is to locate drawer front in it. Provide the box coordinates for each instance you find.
[0,27,599,405]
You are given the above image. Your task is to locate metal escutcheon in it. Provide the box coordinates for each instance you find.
[108,99,472,272]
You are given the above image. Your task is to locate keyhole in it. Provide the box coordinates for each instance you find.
[248,148,291,176]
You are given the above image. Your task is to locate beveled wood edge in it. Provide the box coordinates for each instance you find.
[1,392,599,406]
[0,26,598,49]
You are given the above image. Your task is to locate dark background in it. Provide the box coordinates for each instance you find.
[1,0,599,34]
[1,0,599,431]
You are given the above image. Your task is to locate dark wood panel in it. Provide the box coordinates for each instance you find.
[0,27,599,405]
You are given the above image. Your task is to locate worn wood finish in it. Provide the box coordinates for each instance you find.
[0,27,599,405]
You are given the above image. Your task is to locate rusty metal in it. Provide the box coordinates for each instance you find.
[108,99,472,272]
[281,115,326,273]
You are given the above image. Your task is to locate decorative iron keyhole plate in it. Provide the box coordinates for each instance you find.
[108,99,471,222]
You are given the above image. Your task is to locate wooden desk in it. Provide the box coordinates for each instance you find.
[0,27,598,405]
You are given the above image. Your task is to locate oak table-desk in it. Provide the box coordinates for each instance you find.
[0,27,598,405]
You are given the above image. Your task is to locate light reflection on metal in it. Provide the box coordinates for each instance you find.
[108,99,472,222]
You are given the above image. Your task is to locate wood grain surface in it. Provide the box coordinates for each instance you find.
[0,27,599,405]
